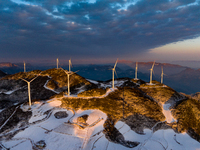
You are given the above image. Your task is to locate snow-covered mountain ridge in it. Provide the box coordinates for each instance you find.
[0,69,200,150]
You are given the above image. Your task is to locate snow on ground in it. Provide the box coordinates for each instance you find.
[162,103,176,123]
[4,88,19,94]
[87,79,128,89]
[65,88,116,99]
[76,85,87,95]
[1,99,200,150]
[113,121,200,150]
[43,80,59,94]
[140,85,167,89]
[23,99,62,123]
[115,121,151,144]
[87,79,99,84]
[1,100,109,150]
[103,80,128,88]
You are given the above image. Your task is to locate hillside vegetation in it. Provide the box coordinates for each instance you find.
[62,87,165,121]
[172,99,200,135]
[41,68,92,92]
[78,88,107,97]
[139,80,185,105]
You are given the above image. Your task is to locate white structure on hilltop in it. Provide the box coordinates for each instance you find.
[69,59,72,72]
[61,68,78,96]
[24,61,26,73]
[111,59,118,89]
[161,66,166,84]
[57,58,59,69]
[149,61,155,85]
[21,74,40,108]
[135,62,138,80]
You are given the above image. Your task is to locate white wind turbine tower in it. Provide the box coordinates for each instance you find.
[24,61,26,73]
[135,62,138,80]
[161,66,166,84]
[149,61,155,85]
[112,59,118,89]
[56,58,59,69]
[61,68,78,96]
[69,59,72,72]
[21,73,40,108]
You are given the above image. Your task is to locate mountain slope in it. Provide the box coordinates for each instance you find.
[0,69,200,149]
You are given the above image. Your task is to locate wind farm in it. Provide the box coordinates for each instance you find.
[0,58,200,150]
[1,0,200,149]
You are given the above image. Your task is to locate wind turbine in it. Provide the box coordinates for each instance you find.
[112,59,118,89]
[149,61,155,85]
[61,68,78,96]
[57,58,59,69]
[69,59,72,72]
[135,62,138,80]
[21,73,40,108]
[24,61,26,73]
[161,66,166,84]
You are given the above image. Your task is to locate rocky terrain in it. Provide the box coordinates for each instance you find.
[0,68,200,150]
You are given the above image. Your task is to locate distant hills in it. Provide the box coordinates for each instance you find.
[0,62,18,68]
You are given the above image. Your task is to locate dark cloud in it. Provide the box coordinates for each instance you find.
[0,0,200,62]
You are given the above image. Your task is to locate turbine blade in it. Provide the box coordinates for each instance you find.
[152,70,155,76]
[30,72,41,82]
[151,61,155,69]
[113,58,118,70]
[69,59,73,67]
[73,70,79,74]
[21,78,28,83]
[114,69,118,78]
[60,67,69,74]
[70,70,79,76]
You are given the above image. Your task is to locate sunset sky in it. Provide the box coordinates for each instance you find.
[0,0,200,64]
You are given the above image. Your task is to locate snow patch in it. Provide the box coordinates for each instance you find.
[4,88,19,94]
[162,103,176,123]
[87,79,99,84]
[43,80,59,94]
[2,100,200,150]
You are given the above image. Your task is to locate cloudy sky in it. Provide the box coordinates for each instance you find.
[0,0,200,64]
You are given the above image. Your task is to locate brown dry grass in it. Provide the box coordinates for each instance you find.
[139,81,180,104]
[61,87,165,121]
[172,99,200,134]
[78,88,106,97]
